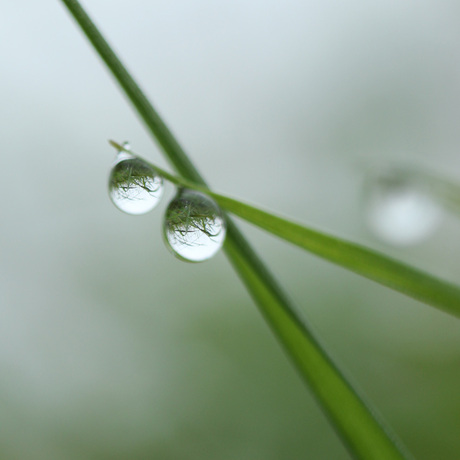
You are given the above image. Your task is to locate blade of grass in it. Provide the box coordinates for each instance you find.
[60,2,413,458]
[112,141,460,320]
[220,195,460,318]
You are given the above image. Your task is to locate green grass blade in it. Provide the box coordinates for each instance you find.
[112,141,460,320]
[213,193,460,319]
[60,2,414,458]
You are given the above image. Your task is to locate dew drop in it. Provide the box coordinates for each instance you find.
[108,145,164,215]
[163,189,226,262]
[365,172,442,246]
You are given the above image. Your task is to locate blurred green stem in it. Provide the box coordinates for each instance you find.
[61,1,413,458]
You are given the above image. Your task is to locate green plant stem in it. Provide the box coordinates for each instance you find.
[111,140,460,320]
[60,2,413,458]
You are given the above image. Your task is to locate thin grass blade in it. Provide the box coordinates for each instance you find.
[112,141,460,320]
[214,193,460,319]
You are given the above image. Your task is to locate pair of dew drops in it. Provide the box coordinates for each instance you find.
[108,143,226,262]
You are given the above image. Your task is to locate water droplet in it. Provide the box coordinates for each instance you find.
[108,147,164,215]
[163,189,226,262]
[365,172,442,246]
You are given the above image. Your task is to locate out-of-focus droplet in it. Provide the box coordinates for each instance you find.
[108,144,164,215]
[163,189,226,262]
[365,172,442,246]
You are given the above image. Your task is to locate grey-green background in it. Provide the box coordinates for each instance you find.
[1,1,460,458]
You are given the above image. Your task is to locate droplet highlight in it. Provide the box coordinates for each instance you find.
[365,172,442,246]
[109,147,164,215]
[163,189,226,262]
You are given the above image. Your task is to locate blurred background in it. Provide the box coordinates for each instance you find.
[1,1,460,458]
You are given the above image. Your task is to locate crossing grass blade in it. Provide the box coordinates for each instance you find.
[60,2,415,458]
[217,193,460,318]
[111,141,460,320]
